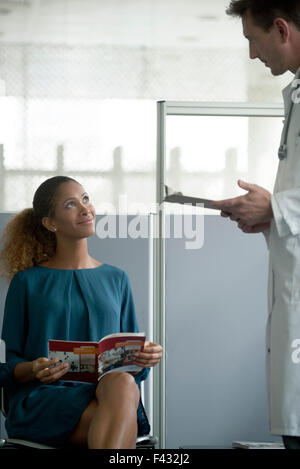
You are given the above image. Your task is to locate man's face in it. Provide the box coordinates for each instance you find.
[242,11,288,76]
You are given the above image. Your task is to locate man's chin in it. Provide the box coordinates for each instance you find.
[270,69,279,76]
[269,66,286,76]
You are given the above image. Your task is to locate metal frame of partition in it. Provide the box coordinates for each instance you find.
[154,100,284,449]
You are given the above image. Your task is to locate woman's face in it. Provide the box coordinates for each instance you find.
[43,181,96,239]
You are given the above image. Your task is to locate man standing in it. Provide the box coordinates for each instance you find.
[212,1,300,449]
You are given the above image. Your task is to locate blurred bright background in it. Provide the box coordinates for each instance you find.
[0,0,292,213]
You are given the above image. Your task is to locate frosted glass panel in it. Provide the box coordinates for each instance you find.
[0,99,156,213]
[166,115,282,207]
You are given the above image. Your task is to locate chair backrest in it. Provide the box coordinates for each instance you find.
[0,387,9,417]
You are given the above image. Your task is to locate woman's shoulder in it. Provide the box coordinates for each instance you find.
[90,263,130,287]
[12,264,45,279]
[96,262,127,280]
[8,265,41,288]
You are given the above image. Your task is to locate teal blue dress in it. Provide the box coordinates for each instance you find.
[1,263,150,445]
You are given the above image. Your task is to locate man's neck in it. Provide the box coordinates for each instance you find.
[290,63,300,74]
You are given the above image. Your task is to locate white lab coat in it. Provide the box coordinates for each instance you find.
[265,67,300,435]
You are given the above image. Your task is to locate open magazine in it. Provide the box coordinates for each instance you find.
[48,332,146,383]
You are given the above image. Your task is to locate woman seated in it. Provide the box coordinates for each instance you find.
[0,175,162,449]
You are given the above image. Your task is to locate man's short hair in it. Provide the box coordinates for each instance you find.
[226,0,300,32]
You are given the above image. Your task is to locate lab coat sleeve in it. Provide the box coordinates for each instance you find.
[262,225,271,250]
[1,272,28,385]
[120,271,150,385]
[271,189,300,237]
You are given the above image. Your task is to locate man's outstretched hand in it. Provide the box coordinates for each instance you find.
[211,180,273,232]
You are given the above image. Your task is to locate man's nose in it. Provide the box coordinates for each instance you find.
[249,43,259,60]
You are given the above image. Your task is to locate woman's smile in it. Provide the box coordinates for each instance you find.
[78,217,94,225]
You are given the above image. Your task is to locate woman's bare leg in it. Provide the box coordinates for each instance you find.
[88,372,139,449]
[69,399,97,447]
[69,372,140,449]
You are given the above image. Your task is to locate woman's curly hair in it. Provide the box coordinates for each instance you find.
[0,175,78,281]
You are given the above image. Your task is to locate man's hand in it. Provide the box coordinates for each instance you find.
[237,221,271,234]
[211,180,273,226]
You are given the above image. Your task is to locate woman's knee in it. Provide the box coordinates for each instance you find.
[95,372,140,406]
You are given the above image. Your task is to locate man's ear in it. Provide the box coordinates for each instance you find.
[273,18,290,43]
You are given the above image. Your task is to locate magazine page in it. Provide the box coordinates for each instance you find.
[48,339,99,383]
[97,333,146,380]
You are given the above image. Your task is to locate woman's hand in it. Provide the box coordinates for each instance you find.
[32,357,69,384]
[133,341,163,369]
